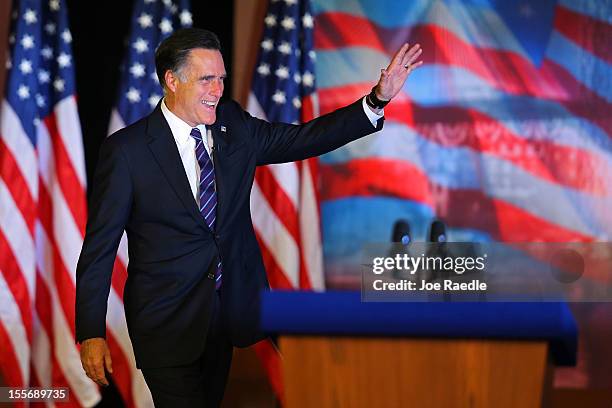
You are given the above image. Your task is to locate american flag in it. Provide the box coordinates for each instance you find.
[0,0,100,406]
[313,0,611,279]
[105,0,192,407]
[247,0,322,399]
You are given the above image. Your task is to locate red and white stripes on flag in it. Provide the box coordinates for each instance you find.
[246,0,324,400]
[248,95,324,292]
[1,94,102,407]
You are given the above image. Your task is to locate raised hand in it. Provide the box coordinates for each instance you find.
[375,43,423,101]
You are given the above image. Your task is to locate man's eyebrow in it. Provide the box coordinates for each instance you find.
[198,74,228,80]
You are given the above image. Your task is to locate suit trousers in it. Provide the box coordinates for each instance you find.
[141,291,233,407]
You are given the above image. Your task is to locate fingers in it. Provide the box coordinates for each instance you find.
[104,347,113,374]
[406,60,424,74]
[401,44,422,69]
[389,42,410,69]
[83,357,109,386]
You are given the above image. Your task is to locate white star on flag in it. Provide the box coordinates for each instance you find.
[17,84,30,99]
[137,13,153,28]
[275,65,289,79]
[159,18,173,34]
[57,52,71,68]
[265,14,277,27]
[45,22,56,34]
[61,29,72,43]
[19,59,32,74]
[302,13,313,28]
[38,70,50,83]
[257,63,271,76]
[21,34,34,49]
[261,39,273,51]
[272,90,286,104]
[41,46,53,59]
[126,87,141,103]
[179,10,192,26]
[36,93,45,107]
[278,42,291,55]
[49,0,60,11]
[53,78,65,92]
[130,62,146,78]
[23,9,37,24]
[133,38,149,53]
[302,71,314,87]
[148,93,161,108]
[281,16,295,30]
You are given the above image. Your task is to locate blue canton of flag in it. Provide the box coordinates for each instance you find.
[251,0,316,124]
[112,0,192,130]
[6,0,76,143]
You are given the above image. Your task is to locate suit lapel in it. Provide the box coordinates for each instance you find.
[146,105,208,230]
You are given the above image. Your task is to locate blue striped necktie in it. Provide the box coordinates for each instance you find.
[190,127,222,289]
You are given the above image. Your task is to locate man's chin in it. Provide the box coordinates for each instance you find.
[201,113,217,125]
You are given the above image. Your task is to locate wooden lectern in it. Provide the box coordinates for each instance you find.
[260,291,577,408]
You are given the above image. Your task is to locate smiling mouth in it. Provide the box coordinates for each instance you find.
[202,100,217,110]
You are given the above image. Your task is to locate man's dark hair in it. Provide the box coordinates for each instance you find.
[155,28,222,89]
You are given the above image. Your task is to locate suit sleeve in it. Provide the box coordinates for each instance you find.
[241,98,384,166]
[75,136,133,343]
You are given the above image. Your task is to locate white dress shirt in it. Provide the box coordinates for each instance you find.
[161,99,213,202]
[160,97,382,203]
[361,96,384,126]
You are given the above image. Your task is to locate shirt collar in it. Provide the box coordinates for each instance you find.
[160,98,206,146]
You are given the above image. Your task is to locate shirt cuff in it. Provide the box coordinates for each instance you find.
[362,96,384,127]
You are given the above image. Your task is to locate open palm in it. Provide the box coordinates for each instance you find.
[376,43,423,101]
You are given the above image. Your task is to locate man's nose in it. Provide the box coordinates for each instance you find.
[211,80,223,97]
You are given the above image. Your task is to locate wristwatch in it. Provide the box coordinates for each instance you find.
[365,86,390,109]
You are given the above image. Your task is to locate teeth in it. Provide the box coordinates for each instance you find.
[202,101,216,107]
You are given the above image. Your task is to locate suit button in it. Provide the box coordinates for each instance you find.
[215,234,220,240]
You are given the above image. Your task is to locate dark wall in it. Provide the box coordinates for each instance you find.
[66,0,234,195]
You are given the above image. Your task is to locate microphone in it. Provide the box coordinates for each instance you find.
[425,219,451,287]
[389,219,411,279]
[429,219,447,243]
[391,219,411,245]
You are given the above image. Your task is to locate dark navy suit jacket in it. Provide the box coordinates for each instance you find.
[75,98,383,368]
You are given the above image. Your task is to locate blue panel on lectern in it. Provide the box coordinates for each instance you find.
[261,291,578,366]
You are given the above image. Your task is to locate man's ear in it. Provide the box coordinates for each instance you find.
[164,70,177,93]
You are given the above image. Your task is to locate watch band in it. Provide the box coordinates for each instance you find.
[366,87,390,109]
